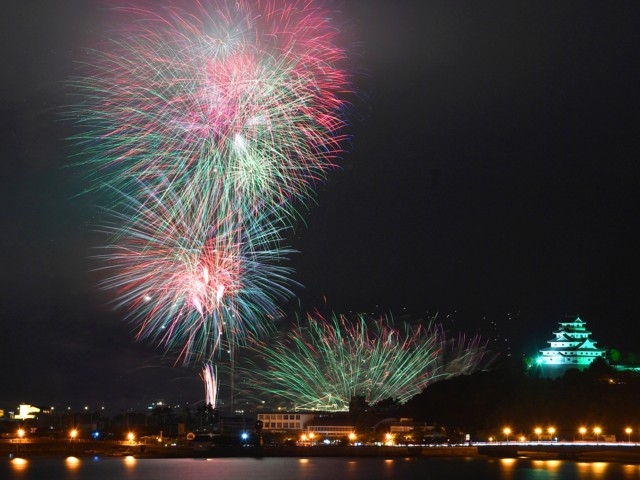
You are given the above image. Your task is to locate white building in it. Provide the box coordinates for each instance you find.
[255,412,315,432]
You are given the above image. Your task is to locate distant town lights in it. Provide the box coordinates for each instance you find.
[16,404,40,420]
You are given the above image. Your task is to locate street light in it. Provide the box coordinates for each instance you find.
[594,427,602,444]
[547,427,556,441]
[127,432,135,444]
[15,428,25,455]
[69,429,78,454]
[503,427,511,443]
[579,427,586,442]
[626,427,632,443]
[534,427,542,443]
[348,432,356,445]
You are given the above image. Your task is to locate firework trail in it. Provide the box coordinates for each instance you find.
[201,362,219,407]
[95,181,297,363]
[435,327,496,377]
[238,313,450,411]
[67,0,350,220]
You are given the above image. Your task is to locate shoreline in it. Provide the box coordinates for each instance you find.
[2,441,477,459]
[6,441,640,464]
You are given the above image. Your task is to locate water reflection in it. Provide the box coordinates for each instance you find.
[576,461,610,477]
[499,458,516,479]
[590,462,608,475]
[65,456,80,470]
[10,457,28,472]
[623,464,640,477]
[531,459,561,473]
[4,456,640,480]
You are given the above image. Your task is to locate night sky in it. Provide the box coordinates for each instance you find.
[1,1,639,411]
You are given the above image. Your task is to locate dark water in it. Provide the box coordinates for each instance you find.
[5,455,640,480]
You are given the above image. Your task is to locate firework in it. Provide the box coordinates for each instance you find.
[201,362,219,407]
[95,182,297,363]
[436,327,495,377]
[67,0,350,219]
[238,313,494,411]
[238,313,446,411]
[67,0,352,389]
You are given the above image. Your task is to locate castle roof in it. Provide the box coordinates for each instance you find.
[539,317,606,355]
[541,343,605,353]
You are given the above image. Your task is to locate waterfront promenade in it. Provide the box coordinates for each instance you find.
[5,438,640,463]
[2,438,468,458]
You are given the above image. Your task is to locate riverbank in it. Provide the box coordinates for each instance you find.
[2,439,476,459]
[479,443,640,464]
[187,445,479,459]
[6,440,640,464]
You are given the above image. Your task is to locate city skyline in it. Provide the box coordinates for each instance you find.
[1,0,639,410]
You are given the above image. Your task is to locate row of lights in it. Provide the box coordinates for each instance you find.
[497,426,634,442]
[17,428,136,443]
[300,432,408,447]
[299,432,360,445]
[18,428,359,446]
[71,429,136,443]
[19,426,635,445]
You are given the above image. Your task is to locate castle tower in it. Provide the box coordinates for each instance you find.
[538,316,606,377]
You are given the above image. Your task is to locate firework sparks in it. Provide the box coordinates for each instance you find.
[67,0,350,219]
[95,183,297,363]
[67,0,351,369]
[436,327,496,377]
[238,313,454,411]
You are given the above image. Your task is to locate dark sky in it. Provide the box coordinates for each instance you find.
[1,0,639,411]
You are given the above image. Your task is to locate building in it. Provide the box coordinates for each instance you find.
[538,316,606,377]
[255,411,315,433]
[306,413,355,442]
[254,411,356,444]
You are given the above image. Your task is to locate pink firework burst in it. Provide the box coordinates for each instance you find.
[69,0,351,216]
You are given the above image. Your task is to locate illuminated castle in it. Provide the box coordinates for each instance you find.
[538,316,606,377]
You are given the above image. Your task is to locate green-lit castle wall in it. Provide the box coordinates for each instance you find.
[537,316,606,378]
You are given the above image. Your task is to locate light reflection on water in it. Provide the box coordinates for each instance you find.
[9,457,28,472]
[624,464,640,477]
[65,456,81,469]
[4,456,640,480]
[531,459,562,476]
